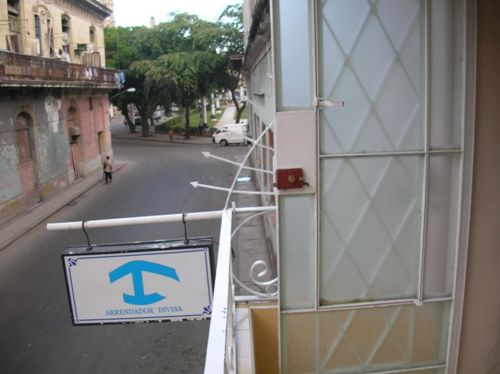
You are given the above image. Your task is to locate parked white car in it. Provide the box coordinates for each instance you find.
[212,123,248,146]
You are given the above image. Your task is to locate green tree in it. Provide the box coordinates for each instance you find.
[217,4,244,54]
[126,60,172,137]
[104,7,246,137]
[157,51,221,138]
[216,4,246,123]
[104,27,141,69]
[105,26,142,134]
[108,88,137,133]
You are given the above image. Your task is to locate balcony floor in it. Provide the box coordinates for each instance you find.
[235,300,278,373]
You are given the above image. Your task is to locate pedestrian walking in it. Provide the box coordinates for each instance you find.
[103,156,113,184]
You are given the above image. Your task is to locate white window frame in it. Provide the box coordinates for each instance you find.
[308,0,476,372]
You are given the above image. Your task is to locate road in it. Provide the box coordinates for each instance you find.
[0,119,246,374]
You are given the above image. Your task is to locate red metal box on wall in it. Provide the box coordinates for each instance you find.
[275,168,304,190]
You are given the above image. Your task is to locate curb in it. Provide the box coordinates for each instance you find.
[113,134,214,146]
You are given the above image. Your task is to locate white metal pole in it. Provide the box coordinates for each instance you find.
[46,206,276,231]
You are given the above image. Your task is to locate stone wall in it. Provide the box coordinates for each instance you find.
[0,90,111,226]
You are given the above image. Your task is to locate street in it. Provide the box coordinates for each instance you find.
[0,120,247,374]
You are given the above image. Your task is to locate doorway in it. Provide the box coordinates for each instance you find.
[67,107,82,179]
[16,112,39,206]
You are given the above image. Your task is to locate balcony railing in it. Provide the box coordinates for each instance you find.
[204,209,235,373]
[205,206,278,373]
[0,50,118,89]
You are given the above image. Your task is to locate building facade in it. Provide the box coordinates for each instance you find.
[234,0,500,372]
[2,0,109,66]
[0,0,117,226]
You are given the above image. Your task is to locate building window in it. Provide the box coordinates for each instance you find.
[6,0,20,52]
[274,0,313,110]
[88,97,93,111]
[61,15,71,55]
[89,26,96,52]
[47,18,55,57]
[279,1,467,372]
[316,0,462,307]
[34,15,42,56]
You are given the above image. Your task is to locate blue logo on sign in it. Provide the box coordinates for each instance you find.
[109,260,180,305]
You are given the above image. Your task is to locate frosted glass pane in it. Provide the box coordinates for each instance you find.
[281,302,449,373]
[429,1,462,149]
[319,0,425,154]
[424,155,460,298]
[281,312,318,373]
[280,195,315,310]
[275,0,313,110]
[320,156,423,304]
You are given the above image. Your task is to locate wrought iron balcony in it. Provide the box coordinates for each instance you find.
[0,51,118,89]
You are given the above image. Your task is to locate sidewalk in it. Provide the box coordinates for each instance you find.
[114,131,214,145]
[215,105,237,126]
[0,162,126,251]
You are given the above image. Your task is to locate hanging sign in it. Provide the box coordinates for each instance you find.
[62,238,214,325]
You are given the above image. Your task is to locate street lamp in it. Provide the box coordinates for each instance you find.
[110,87,136,100]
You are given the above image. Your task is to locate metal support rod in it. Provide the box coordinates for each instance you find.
[202,152,273,175]
[182,213,189,244]
[191,181,275,195]
[81,220,92,249]
[46,206,276,231]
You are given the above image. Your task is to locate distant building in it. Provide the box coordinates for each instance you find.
[0,0,118,225]
[150,16,156,29]
[103,0,115,28]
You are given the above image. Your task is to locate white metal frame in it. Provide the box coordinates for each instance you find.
[315,0,431,310]
[309,0,473,373]
[445,0,476,371]
[314,0,466,308]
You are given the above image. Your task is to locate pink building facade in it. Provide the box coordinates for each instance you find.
[0,55,117,226]
[0,0,116,226]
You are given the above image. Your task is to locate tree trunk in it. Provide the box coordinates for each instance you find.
[121,103,136,133]
[231,88,246,123]
[149,115,155,134]
[236,101,246,124]
[141,113,151,137]
[183,106,190,139]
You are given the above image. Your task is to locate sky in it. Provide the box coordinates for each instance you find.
[113,0,242,27]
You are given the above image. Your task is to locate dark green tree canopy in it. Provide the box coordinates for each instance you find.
[104,3,244,137]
